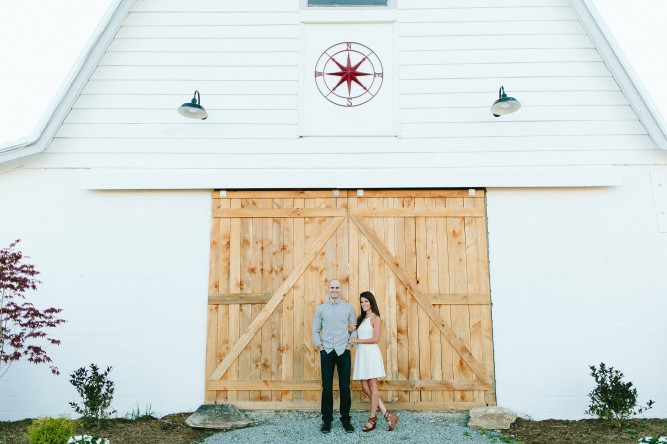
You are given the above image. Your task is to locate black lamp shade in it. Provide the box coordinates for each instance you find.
[491,86,521,117]
[177,90,208,120]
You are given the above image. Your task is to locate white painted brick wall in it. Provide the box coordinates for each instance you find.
[1,166,666,420]
[0,169,211,421]
[488,166,667,419]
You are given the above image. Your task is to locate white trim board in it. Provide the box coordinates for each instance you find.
[81,166,621,190]
[570,0,667,150]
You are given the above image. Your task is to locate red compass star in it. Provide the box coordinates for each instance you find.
[327,52,371,95]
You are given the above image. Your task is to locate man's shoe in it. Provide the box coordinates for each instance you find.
[321,422,331,433]
[342,422,355,433]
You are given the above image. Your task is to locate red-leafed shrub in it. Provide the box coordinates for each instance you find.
[0,239,66,378]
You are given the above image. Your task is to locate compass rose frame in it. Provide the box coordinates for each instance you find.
[314,42,384,107]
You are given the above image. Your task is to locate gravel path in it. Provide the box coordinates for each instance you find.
[201,410,509,443]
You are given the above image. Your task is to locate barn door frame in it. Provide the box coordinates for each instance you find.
[205,190,495,409]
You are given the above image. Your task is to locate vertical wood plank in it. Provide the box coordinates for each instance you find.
[347,196,360,403]
[205,305,218,404]
[358,197,370,293]
[227,198,241,402]
[414,197,432,402]
[404,197,420,403]
[216,198,231,403]
[293,198,306,402]
[336,196,349,301]
[447,196,472,403]
[384,197,399,402]
[250,199,263,403]
[303,198,317,402]
[394,197,409,403]
[282,198,295,402]
[425,197,444,404]
[206,196,222,404]
[237,199,252,402]
[436,197,454,404]
[370,197,387,403]
[271,198,284,401]
[260,199,273,402]
[465,197,484,404]
[314,197,327,405]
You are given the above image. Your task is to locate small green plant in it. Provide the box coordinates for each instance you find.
[124,404,155,422]
[627,429,638,434]
[69,364,116,425]
[585,362,654,427]
[26,415,78,444]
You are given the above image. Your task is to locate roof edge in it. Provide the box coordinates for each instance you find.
[571,0,667,150]
[0,0,135,164]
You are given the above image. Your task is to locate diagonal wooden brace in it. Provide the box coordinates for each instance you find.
[350,215,492,384]
[208,216,345,381]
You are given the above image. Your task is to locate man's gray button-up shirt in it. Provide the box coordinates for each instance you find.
[312,299,358,356]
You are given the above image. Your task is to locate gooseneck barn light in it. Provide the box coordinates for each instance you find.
[490,86,521,117]
[177,90,208,120]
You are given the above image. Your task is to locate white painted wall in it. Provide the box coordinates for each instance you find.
[488,166,667,419]
[0,169,212,421]
[2,0,667,422]
[2,167,665,420]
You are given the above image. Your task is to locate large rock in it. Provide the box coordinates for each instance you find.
[468,406,517,430]
[186,404,253,431]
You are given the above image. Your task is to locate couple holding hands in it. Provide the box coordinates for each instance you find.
[312,279,400,434]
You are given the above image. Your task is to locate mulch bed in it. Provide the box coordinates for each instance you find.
[1,413,665,443]
[501,417,667,444]
[0,413,216,444]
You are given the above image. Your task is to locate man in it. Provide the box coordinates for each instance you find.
[312,279,357,434]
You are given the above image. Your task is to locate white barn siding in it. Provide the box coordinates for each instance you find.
[0,169,211,421]
[40,0,661,179]
[488,167,667,419]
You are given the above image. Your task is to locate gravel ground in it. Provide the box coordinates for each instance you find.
[202,410,510,444]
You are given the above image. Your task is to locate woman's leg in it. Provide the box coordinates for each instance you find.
[369,378,379,419]
[361,379,387,415]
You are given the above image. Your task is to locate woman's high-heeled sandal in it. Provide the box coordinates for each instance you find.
[362,416,377,432]
[384,410,399,431]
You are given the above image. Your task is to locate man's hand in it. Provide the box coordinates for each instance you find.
[318,345,324,352]
[345,344,352,350]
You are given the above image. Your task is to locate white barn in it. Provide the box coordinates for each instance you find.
[1,0,666,421]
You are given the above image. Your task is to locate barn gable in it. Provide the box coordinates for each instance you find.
[0,0,665,189]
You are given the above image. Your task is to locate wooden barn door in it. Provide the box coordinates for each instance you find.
[205,190,495,410]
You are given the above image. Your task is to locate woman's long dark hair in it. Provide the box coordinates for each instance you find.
[356,291,381,328]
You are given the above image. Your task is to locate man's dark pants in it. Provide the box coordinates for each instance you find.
[320,349,351,424]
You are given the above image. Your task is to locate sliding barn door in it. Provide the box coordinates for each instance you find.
[205,190,495,410]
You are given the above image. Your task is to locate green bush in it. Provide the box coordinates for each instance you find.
[69,364,116,425]
[585,362,654,426]
[26,415,78,444]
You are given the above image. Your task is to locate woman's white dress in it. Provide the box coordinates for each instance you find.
[352,314,386,380]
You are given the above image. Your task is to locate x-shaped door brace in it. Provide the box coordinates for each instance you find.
[208,214,491,385]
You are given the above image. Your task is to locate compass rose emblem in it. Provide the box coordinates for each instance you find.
[314,42,383,107]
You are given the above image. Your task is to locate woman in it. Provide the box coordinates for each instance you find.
[349,291,399,432]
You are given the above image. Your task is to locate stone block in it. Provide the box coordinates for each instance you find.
[186,404,254,431]
[467,406,517,430]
